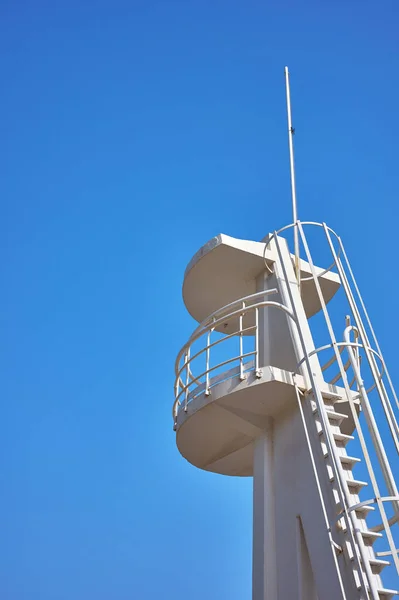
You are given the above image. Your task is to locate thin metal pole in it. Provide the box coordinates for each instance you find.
[284,66,300,287]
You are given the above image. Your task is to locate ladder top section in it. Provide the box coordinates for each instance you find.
[183,233,340,325]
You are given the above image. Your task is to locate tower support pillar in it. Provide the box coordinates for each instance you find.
[253,424,277,600]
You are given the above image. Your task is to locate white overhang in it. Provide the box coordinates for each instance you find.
[183,233,340,328]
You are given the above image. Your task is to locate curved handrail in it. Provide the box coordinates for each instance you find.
[173,294,298,422]
[188,288,278,342]
[337,495,399,533]
[175,324,256,384]
[175,297,294,380]
[175,351,256,406]
[174,293,279,393]
[297,340,385,395]
[174,289,278,392]
[262,221,342,281]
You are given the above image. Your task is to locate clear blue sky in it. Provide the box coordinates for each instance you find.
[1,1,398,599]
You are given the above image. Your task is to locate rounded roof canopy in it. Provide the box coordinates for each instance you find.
[183,233,340,332]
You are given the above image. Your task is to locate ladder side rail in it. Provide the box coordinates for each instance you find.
[273,233,375,600]
[342,325,399,453]
[295,223,393,597]
[342,334,399,574]
[294,385,349,600]
[324,225,399,502]
[325,225,399,449]
[297,341,399,567]
[339,237,399,413]
[298,221,399,579]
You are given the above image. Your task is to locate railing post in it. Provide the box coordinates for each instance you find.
[184,348,190,412]
[173,290,286,422]
[239,302,245,381]
[205,326,213,396]
[255,307,261,378]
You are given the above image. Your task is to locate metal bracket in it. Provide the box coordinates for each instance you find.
[331,539,343,555]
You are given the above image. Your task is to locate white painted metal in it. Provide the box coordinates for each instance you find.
[173,62,398,600]
[173,221,399,599]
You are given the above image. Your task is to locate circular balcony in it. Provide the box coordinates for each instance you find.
[173,289,296,419]
[173,290,302,476]
[173,221,397,479]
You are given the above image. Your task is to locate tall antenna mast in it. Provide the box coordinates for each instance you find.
[284,66,300,286]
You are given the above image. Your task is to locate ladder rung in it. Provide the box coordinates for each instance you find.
[319,428,354,445]
[377,588,399,600]
[321,389,345,401]
[344,541,389,576]
[360,529,383,545]
[339,455,361,467]
[338,504,375,522]
[329,475,367,495]
[323,450,361,468]
[346,479,368,494]
[313,406,348,426]
[332,431,354,444]
[369,558,390,575]
[354,504,375,519]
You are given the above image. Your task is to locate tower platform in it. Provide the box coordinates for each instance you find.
[183,233,340,333]
[173,222,399,599]
[175,232,359,477]
[175,365,359,476]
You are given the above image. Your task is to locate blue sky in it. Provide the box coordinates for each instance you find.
[1,1,398,598]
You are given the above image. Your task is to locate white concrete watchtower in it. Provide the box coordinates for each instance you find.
[172,69,399,600]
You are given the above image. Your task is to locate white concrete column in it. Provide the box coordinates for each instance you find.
[270,236,323,383]
[256,270,298,373]
[252,424,277,600]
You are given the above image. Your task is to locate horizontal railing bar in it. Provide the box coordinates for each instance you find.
[173,361,256,419]
[263,221,342,278]
[337,495,399,523]
[376,549,399,558]
[175,300,296,377]
[175,351,256,405]
[176,325,256,380]
[185,361,255,403]
[299,340,386,397]
[192,288,278,337]
[265,220,341,245]
[297,341,384,369]
[343,497,375,515]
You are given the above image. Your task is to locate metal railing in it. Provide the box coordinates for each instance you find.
[286,221,399,591]
[174,220,399,595]
[173,288,296,423]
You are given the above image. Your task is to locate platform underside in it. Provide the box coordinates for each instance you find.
[183,234,341,332]
[175,366,359,476]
